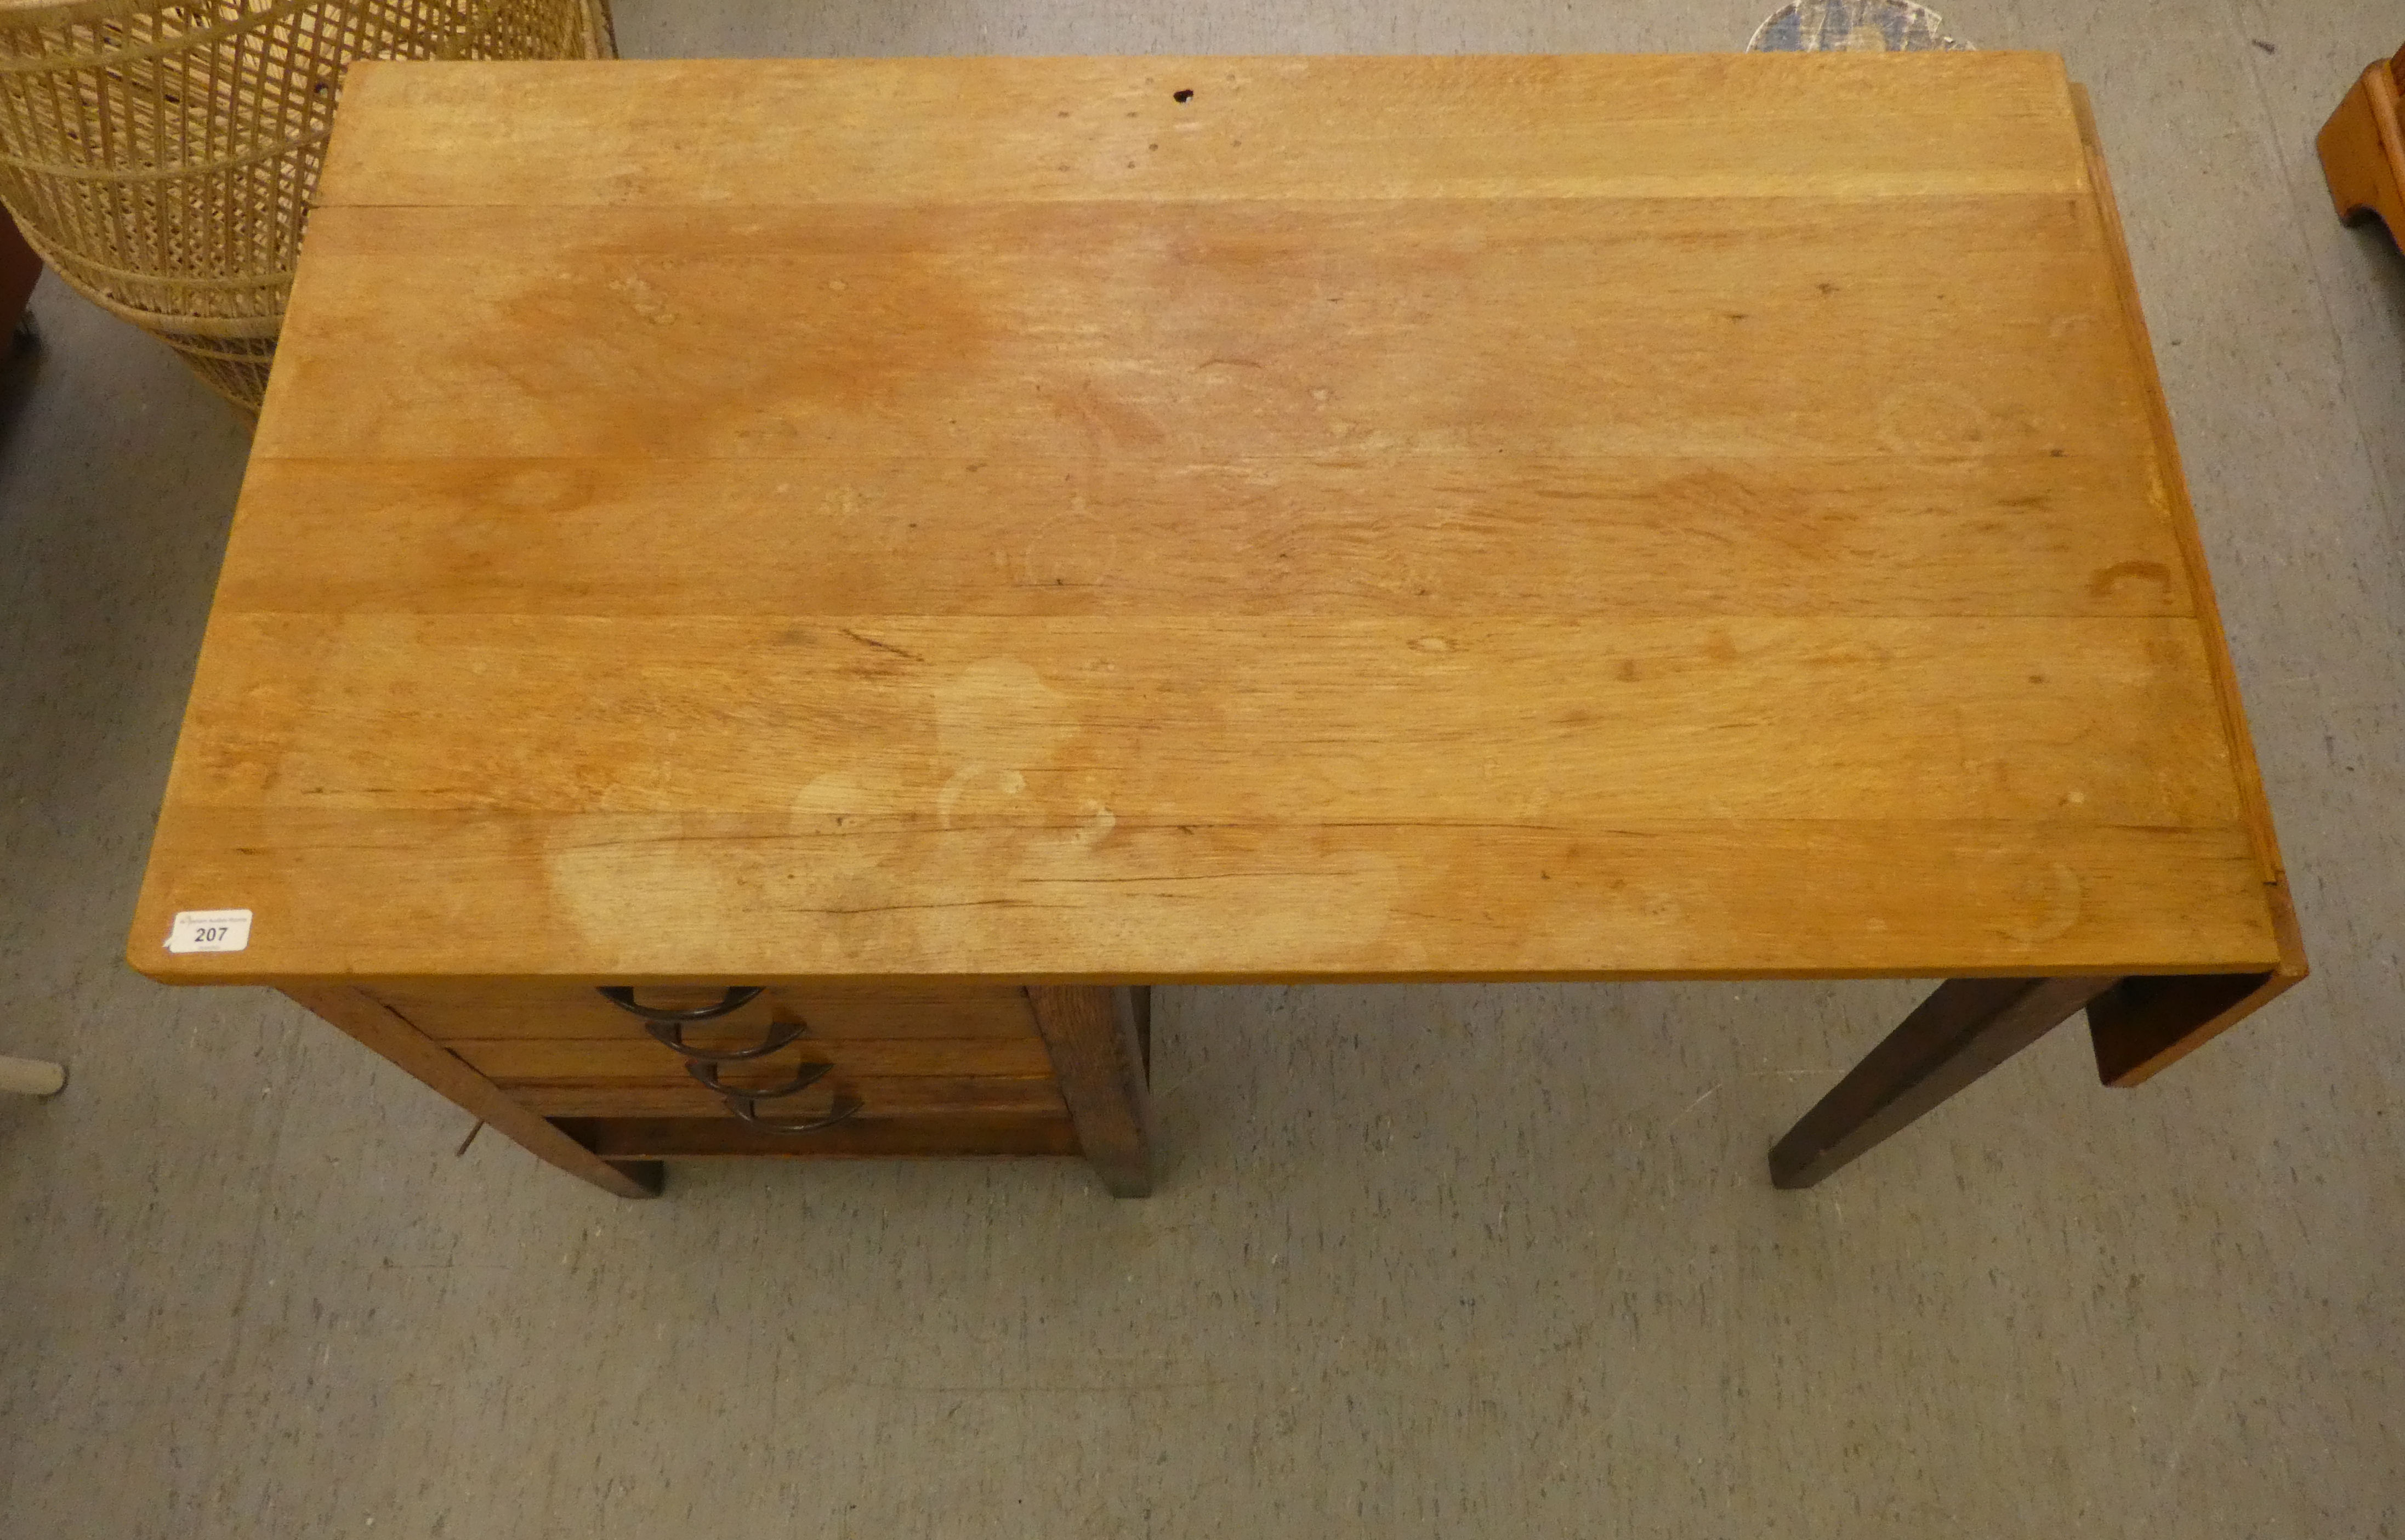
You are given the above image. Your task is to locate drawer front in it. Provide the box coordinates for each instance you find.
[367,981,1059,1125]
[369,981,1042,1042]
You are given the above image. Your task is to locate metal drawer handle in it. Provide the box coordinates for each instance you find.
[686,1056,834,1099]
[641,1016,807,1064]
[597,985,763,1023]
[688,1056,861,1134]
[729,1090,863,1135]
[598,985,805,1062]
[598,982,858,1131]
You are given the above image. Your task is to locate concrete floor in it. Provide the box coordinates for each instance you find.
[3,1,2401,1535]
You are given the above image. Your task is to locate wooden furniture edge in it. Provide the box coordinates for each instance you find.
[2374,39,2405,191]
[278,984,662,1198]
[2087,882,2307,1086]
[2071,83,2292,894]
[2316,60,2405,237]
[1028,986,1155,1197]
[2068,83,2309,1081]
[135,958,2285,988]
[1770,90,2321,1188]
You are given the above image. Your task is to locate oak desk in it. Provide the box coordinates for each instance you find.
[129,54,2305,1200]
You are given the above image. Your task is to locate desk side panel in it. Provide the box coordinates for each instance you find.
[2068,85,2307,1082]
[278,984,660,1197]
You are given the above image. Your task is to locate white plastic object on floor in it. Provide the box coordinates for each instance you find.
[0,1056,65,1097]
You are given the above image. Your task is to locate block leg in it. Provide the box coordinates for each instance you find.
[1771,976,2113,1190]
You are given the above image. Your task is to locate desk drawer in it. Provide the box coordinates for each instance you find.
[365,981,1061,1129]
[458,1035,1061,1122]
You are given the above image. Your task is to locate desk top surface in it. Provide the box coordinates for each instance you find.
[134,53,2298,985]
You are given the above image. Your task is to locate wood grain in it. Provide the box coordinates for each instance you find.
[314,55,2086,210]
[2073,88,2291,892]
[137,55,2292,1017]
[261,195,2145,465]
[222,453,2194,622]
[279,985,660,1197]
[137,811,2278,982]
[162,615,2243,826]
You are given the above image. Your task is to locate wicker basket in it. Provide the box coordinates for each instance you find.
[0,0,614,408]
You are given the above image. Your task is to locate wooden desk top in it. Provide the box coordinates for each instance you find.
[132,53,2300,988]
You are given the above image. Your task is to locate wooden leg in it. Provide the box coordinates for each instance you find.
[282,986,664,1200]
[1770,976,2114,1190]
[2318,63,2405,240]
[1028,985,1154,1197]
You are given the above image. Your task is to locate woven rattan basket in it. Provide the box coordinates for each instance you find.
[0,0,613,407]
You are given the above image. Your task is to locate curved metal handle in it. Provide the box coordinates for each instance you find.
[601,984,854,1130]
[686,1056,834,1099]
[597,985,763,1024]
[727,1090,863,1135]
[600,986,804,1062]
[642,1015,807,1064]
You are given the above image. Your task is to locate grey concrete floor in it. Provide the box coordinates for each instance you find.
[3,2,2401,1535]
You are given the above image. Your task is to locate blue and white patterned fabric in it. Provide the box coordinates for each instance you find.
[1748,1,1972,52]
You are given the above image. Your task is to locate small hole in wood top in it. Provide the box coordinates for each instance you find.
[1173,88,1194,103]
